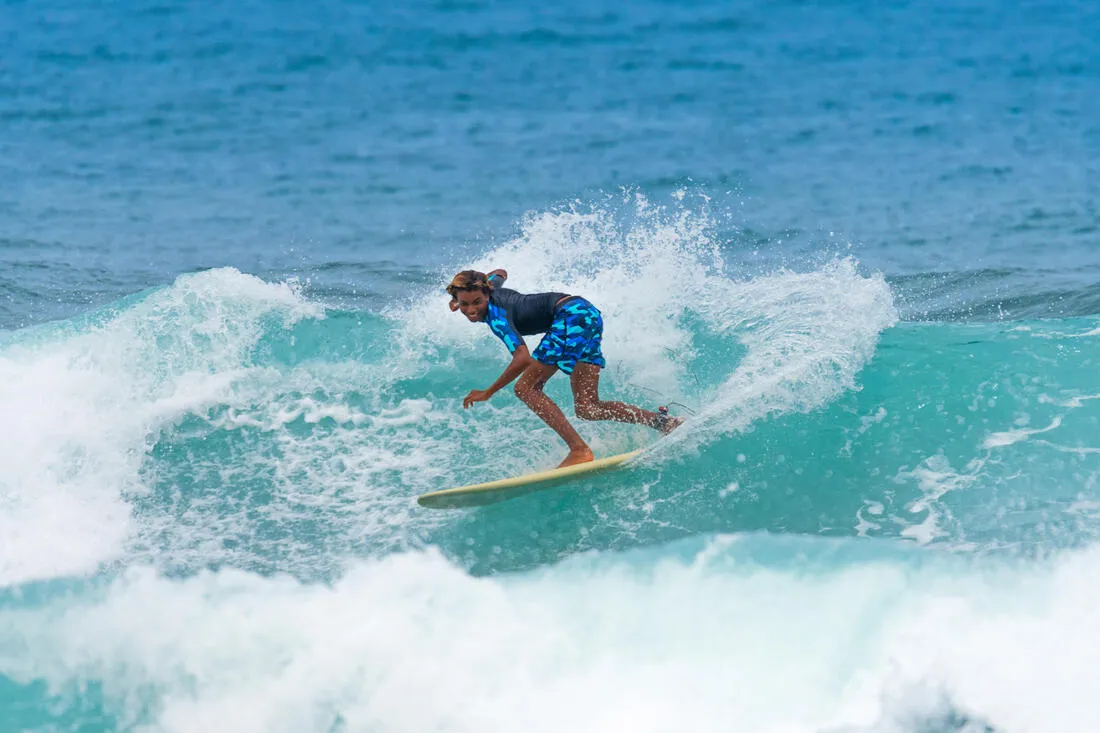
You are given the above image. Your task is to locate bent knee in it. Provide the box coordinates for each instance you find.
[514,379,540,401]
[574,402,602,421]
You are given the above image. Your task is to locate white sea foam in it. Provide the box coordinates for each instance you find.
[2,536,1099,733]
[0,269,322,585]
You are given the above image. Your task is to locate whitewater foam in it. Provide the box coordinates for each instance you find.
[3,536,1100,733]
[0,269,323,585]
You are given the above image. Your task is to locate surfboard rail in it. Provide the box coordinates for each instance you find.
[416,449,643,509]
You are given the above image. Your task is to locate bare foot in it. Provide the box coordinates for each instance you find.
[659,416,685,436]
[557,447,595,468]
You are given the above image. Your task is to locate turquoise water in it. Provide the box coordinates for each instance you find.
[3,0,1100,731]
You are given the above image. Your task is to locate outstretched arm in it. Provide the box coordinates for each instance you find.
[463,345,533,408]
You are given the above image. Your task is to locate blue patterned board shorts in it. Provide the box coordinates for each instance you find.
[532,297,607,374]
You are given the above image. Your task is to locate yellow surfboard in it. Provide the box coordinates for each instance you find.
[416,449,644,509]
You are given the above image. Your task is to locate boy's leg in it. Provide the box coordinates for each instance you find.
[514,361,594,466]
[570,363,683,434]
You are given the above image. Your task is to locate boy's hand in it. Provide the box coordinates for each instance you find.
[463,389,491,408]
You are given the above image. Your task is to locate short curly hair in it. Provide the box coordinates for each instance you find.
[446,270,493,298]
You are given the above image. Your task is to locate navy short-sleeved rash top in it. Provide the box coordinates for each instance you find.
[484,274,569,353]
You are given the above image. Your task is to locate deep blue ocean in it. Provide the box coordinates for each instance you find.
[2,0,1100,730]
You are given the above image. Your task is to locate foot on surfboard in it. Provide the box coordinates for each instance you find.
[655,406,685,436]
[557,447,595,468]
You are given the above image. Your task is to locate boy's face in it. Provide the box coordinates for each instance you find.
[456,289,489,322]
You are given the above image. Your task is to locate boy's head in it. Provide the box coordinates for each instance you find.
[446,270,493,322]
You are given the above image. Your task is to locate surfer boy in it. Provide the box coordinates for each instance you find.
[447,269,683,467]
